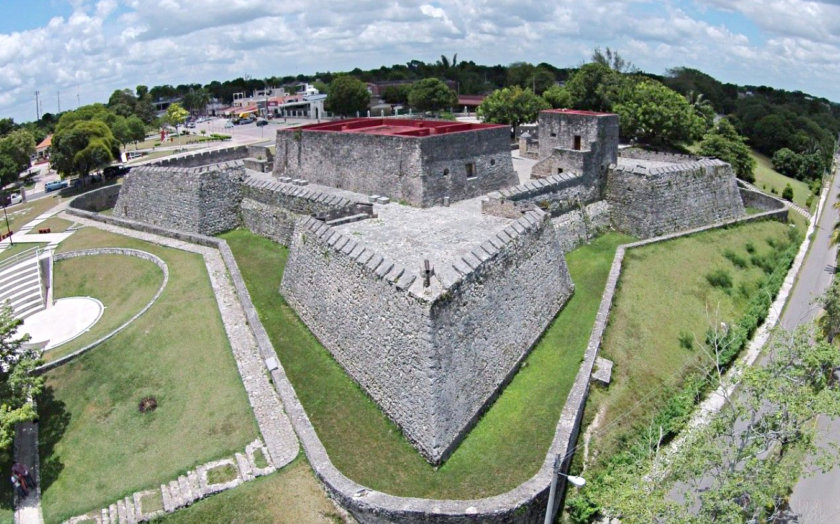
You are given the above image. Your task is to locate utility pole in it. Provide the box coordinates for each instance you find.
[57,90,61,113]
[35,90,40,120]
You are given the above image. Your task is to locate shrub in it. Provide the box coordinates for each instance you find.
[806,195,814,208]
[678,331,694,350]
[745,242,756,254]
[770,187,778,195]
[782,183,794,201]
[706,269,733,289]
[723,249,748,269]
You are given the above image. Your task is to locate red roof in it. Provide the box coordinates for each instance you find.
[287,118,506,137]
[457,95,486,106]
[543,109,614,116]
[36,134,52,150]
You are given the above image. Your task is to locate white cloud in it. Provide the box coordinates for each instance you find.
[1,0,840,122]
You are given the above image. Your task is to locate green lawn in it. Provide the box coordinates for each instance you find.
[36,216,73,233]
[39,227,259,523]
[0,242,47,263]
[751,150,813,211]
[223,229,632,498]
[156,458,342,524]
[2,195,62,233]
[44,253,164,362]
[584,219,800,469]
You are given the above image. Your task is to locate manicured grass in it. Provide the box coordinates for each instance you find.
[157,458,343,524]
[2,195,62,232]
[0,242,47,262]
[223,229,632,498]
[584,220,799,468]
[44,254,163,362]
[751,150,813,210]
[36,216,73,233]
[39,227,259,523]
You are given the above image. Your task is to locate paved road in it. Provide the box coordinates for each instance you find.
[787,158,840,523]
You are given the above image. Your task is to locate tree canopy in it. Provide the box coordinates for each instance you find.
[0,129,35,186]
[51,117,119,178]
[407,78,457,112]
[699,118,756,182]
[477,86,549,134]
[325,76,370,117]
[613,79,705,147]
[164,103,189,129]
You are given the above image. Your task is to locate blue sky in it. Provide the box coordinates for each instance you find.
[1,0,840,123]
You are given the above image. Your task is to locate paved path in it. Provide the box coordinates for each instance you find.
[14,422,43,524]
[787,160,840,523]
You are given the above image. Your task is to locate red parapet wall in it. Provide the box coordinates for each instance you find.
[282,118,507,137]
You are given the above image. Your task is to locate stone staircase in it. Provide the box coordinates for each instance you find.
[0,248,45,319]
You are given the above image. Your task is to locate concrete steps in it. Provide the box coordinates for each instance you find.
[0,252,44,319]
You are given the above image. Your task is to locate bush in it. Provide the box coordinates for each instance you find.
[782,183,794,201]
[678,331,694,350]
[723,249,748,269]
[745,242,756,254]
[706,269,733,289]
[806,195,814,209]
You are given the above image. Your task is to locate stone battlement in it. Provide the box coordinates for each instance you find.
[151,145,250,168]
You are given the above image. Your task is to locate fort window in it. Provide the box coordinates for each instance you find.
[557,168,564,174]
[550,132,557,137]
[465,162,476,179]
[573,135,582,150]
[490,159,496,166]
[443,168,450,176]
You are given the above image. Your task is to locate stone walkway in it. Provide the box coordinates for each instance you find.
[14,422,43,524]
[15,212,299,523]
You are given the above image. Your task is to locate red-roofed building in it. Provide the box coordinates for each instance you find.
[34,135,52,163]
[274,118,518,207]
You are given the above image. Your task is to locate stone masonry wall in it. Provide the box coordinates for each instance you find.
[619,147,699,164]
[482,172,599,218]
[606,159,745,238]
[274,126,517,207]
[552,201,613,253]
[429,209,574,461]
[152,145,249,168]
[280,218,440,459]
[113,162,244,235]
[68,184,121,212]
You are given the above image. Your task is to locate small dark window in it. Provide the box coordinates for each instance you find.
[443,168,449,176]
[465,163,476,179]
[573,135,582,150]
[557,168,564,174]
[550,132,557,137]
[490,159,496,166]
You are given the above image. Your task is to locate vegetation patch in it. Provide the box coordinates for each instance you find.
[751,150,813,210]
[567,219,802,521]
[38,227,258,523]
[206,463,238,485]
[223,229,632,498]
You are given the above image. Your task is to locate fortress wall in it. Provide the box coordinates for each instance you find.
[606,159,745,238]
[428,209,575,462]
[619,147,700,164]
[482,171,599,218]
[113,162,244,235]
[240,178,364,245]
[274,130,426,204]
[419,128,519,207]
[151,145,249,168]
[552,200,613,253]
[279,218,445,460]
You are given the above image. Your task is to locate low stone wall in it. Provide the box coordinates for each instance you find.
[113,162,244,236]
[482,172,598,218]
[552,201,612,253]
[619,147,699,164]
[35,248,169,374]
[606,159,746,238]
[151,145,249,168]
[739,187,788,214]
[68,184,121,212]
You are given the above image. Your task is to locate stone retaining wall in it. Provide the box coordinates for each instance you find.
[151,145,249,168]
[552,201,613,253]
[68,184,121,212]
[606,159,746,238]
[739,187,788,213]
[482,172,597,218]
[618,147,700,164]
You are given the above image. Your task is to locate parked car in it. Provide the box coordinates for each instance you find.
[224,120,234,128]
[44,180,69,192]
[103,165,131,179]
[9,193,21,205]
[1,192,21,206]
[256,119,269,127]
[239,116,256,125]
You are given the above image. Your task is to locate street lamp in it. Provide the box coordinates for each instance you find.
[544,455,585,524]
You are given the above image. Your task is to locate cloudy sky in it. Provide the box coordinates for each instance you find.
[2,0,840,123]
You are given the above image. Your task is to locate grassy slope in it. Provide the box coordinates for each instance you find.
[156,458,343,524]
[39,227,259,522]
[45,254,163,362]
[751,150,812,210]
[223,229,631,498]
[586,220,797,467]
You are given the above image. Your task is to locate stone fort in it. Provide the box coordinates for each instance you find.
[113,109,745,464]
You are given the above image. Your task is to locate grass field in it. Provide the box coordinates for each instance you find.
[36,216,73,233]
[223,229,632,498]
[2,195,62,233]
[44,253,164,362]
[0,242,47,262]
[751,150,813,211]
[157,458,343,524]
[39,227,259,522]
[584,219,799,469]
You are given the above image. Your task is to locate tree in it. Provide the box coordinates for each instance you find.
[51,119,119,181]
[542,85,572,109]
[818,271,840,341]
[782,183,794,201]
[699,118,757,182]
[381,85,410,105]
[591,324,840,523]
[325,76,370,117]
[592,47,636,73]
[164,103,189,134]
[182,89,210,115]
[0,129,35,186]
[506,62,555,94]
[564,63,625,112]
[613,79,705,147]
[477,86,549,136]
[0,305,43,462]
[125,115,147,147]
[407,78,457,112]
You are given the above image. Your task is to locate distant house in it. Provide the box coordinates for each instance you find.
[34,135,52,163]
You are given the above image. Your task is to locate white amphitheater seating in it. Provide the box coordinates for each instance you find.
[0,248,46,319]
